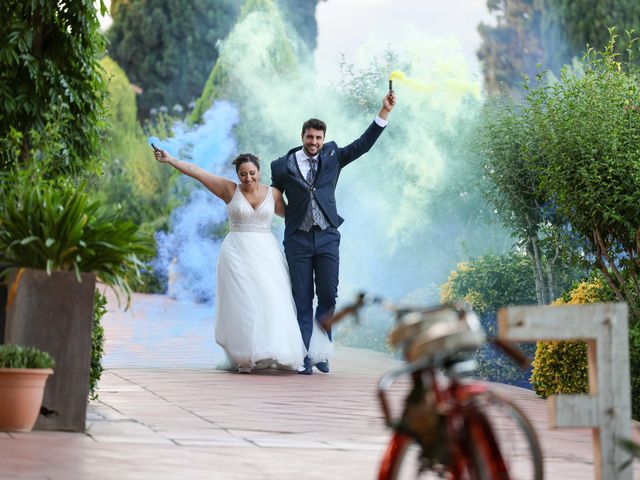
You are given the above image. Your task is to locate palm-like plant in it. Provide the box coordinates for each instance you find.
[0,173,152,304]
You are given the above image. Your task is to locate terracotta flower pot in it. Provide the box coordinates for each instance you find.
[0,368,53,432]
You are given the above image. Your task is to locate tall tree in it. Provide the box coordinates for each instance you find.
[475,92,582,304]
[97,56,175,227]
[539,0,640,73]
[478,0,640,95]
[0,0,108,176]
[477,0,544,96]
[275,0,325,52]
[107,0,241,120]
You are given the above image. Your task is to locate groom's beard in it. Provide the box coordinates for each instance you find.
[303,146,317,157]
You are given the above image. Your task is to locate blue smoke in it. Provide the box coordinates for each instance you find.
[149,101,239,303]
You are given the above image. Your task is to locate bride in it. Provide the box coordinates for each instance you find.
[153,149,331,373]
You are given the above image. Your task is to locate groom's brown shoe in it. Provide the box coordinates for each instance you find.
[315,360,330,373]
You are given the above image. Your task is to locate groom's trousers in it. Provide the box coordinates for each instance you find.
[284,226,340,350]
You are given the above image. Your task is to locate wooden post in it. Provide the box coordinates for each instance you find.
[498,303,632,480]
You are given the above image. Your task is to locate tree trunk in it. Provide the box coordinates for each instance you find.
[546,240,561,302]
[593,227,639,319]
[527,233,547,304]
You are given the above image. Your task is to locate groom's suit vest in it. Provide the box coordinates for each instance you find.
[271,120,385,239]
[287,154,331,231]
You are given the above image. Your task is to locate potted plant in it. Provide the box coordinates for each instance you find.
[0,171,152,431]
[0,344,55,432]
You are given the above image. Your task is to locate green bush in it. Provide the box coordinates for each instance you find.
[1,0,108,176]
[97,57,176,228]
[440,253,538,385]
[531,276,613,397]
[89,290,107,400]
[0,344,55,369]
[440,253,537,316]
[531,340,588,397]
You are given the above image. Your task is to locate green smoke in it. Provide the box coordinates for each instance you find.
[190,0,511,350]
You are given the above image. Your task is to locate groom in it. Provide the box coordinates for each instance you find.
[271,91,396,374]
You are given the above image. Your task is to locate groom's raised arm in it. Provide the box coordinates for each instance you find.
[338,91,396,168]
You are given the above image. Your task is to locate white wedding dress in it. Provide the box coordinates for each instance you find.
[214,185,332,372]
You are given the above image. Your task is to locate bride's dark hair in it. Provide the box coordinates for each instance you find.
[232,153,260,172]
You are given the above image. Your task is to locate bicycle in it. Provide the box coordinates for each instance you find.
[323,293,544,480]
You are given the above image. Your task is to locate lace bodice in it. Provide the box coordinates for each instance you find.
[227,185,273,233]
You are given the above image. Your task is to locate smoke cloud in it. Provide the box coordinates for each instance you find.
[150,2,511,351]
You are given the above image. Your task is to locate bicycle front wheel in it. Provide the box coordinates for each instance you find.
[465,391,544,480]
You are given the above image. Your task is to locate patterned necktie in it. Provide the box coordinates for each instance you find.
[306,157,316,184]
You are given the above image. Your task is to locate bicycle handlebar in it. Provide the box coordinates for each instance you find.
[320,292,367,332]
[323,292,532,370]
[320,292,439,331]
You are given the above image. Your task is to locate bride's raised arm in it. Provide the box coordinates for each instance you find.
[154,148,236,203]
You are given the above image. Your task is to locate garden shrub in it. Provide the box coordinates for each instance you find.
[531,277,613,397]
[531,339,588,397]
[1,0,108,176]
[440,253,538,386]
[89,290,107,400]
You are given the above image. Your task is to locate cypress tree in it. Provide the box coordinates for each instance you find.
[107,0,241,120]
[478,0,640,95]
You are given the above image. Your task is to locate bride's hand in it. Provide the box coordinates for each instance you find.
[154,148,172,164]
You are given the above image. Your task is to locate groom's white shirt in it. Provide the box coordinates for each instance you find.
[295,149,318,180]
[295,115,388,178]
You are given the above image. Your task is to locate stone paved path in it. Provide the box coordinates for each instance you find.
[0,290,638,479]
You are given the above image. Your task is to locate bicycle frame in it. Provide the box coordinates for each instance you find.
[435,371,510,480]
[377,362,510,480]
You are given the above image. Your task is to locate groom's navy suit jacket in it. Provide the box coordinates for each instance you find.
[271,120,385,237]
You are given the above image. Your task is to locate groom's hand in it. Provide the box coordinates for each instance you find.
[378,92,396,120]
[382,92,396,113]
